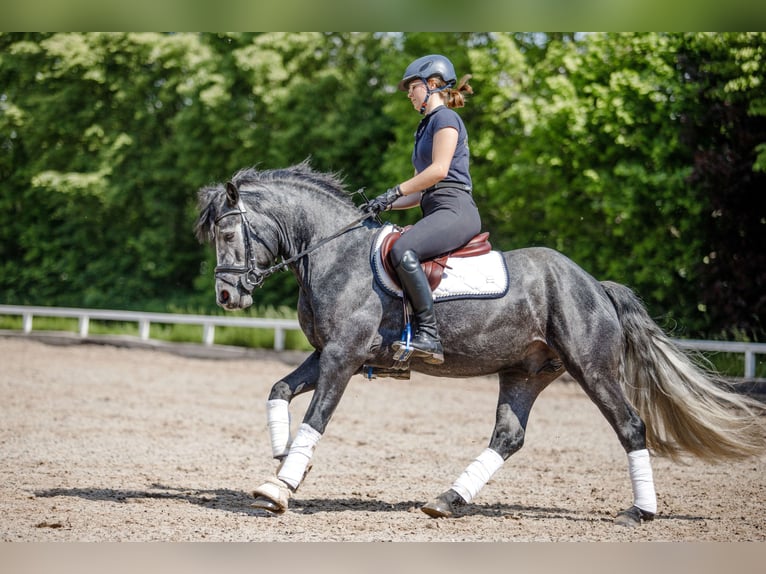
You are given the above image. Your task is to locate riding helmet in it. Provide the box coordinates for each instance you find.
[397,54,457,92]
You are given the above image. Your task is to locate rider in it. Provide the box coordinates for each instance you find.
[365,54,481,365]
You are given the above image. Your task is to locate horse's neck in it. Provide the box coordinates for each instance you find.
[253,184,363,261]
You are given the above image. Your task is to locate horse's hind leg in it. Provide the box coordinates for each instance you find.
[422,371,551,518]
[566,353,657,527]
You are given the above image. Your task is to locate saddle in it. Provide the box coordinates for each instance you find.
[380,226,492,291]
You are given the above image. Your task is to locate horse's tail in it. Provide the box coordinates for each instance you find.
[601,280,766,462]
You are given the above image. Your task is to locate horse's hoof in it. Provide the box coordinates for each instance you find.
[614,505,655,528]
[251,477,291,514]
[421,490,463,518]
[421,499,452,518]
[251,496,285,514]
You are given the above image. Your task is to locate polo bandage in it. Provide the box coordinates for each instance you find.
[628,449,657,514]
[451,448,505,503]
[277,423,322,490]
[267,399,291,458]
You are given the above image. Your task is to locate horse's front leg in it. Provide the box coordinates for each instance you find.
[265,350,321,460]
[251,351,321,513]
[253,345,361,514]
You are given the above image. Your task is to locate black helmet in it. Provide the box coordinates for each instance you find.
[397,54,457,92]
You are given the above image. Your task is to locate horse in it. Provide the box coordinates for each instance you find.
[195,161,766,526]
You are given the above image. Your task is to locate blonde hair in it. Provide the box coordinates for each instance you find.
[430,74,473,109]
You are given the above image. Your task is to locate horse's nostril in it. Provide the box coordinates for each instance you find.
[219,290,230,304]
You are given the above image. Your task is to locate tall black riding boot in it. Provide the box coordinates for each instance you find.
[391,249,444,364]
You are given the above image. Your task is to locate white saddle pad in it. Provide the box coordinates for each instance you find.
[370,224,509,302]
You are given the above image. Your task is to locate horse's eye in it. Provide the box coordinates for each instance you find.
[223,232,236,242]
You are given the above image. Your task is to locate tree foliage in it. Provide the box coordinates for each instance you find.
[1,32,764,338]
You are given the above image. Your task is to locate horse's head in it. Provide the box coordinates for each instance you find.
[196,162,367,311]
[195,180,278,310]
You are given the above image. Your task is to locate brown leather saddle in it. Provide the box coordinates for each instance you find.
[380,226,492,291]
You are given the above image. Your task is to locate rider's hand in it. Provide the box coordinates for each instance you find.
[363,186,402,215]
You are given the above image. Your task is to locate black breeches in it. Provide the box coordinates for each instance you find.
[390,188,482,267]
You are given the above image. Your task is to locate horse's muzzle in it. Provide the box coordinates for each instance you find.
[214,272,255,309]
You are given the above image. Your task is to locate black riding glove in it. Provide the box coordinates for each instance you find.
[363,186,402,215]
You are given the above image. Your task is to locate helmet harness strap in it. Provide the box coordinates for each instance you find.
[419,81,450,115]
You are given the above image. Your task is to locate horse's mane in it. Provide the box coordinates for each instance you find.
[195,160,355,243]
[232,160,352,204]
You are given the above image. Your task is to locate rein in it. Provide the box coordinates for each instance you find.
[214,198,373,292]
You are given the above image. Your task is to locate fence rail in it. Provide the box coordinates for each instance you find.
[1,305,764,377]
[0,304,301,352]
[673,339,764,380]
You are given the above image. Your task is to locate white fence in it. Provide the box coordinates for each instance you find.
[1,305,764,378]
[0,304,301,352]
[673,339,764,380]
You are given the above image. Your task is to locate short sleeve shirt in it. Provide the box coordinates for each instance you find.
[412,106,472,188]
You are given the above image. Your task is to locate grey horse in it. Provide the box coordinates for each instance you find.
[195,162,765,526]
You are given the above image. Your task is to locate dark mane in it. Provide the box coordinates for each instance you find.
[232,160,353,205]
[194,161,355,243]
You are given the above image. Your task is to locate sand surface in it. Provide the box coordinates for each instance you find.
[1,336,764,542]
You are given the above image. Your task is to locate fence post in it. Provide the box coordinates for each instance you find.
[745,351,756,379]
[78,315,90,337]
[274,327,285,352]
[203,324,215,346]
[138,320,150,341]
[22,313,32,334]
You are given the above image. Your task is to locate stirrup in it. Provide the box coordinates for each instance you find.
[392,337,444,364]
[392,320,414,362]
[414,344,444,365]
[420,348,444,365]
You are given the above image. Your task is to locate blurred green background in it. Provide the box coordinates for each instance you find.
[4,1,766,31]
[1,31,765,344]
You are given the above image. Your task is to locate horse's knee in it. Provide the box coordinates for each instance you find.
[268,351,321,402]
[268,380,292,402]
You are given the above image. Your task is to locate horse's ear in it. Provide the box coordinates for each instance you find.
[225,181,239,207]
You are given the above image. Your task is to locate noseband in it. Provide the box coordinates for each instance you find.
[213,198,373,293]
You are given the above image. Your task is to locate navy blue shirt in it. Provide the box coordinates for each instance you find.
[412,106,472,189]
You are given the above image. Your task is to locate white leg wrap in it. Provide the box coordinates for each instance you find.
[628,449,657,514]
[267,399,291,458]
[451,448,505,504]
[277,423,322,490]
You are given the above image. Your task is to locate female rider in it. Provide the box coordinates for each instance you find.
[365,54,481,365]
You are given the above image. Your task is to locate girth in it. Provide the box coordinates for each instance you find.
[380,226,492,291]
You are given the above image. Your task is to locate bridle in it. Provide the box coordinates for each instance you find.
[213,199,270,292]
[213,198,373,293]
